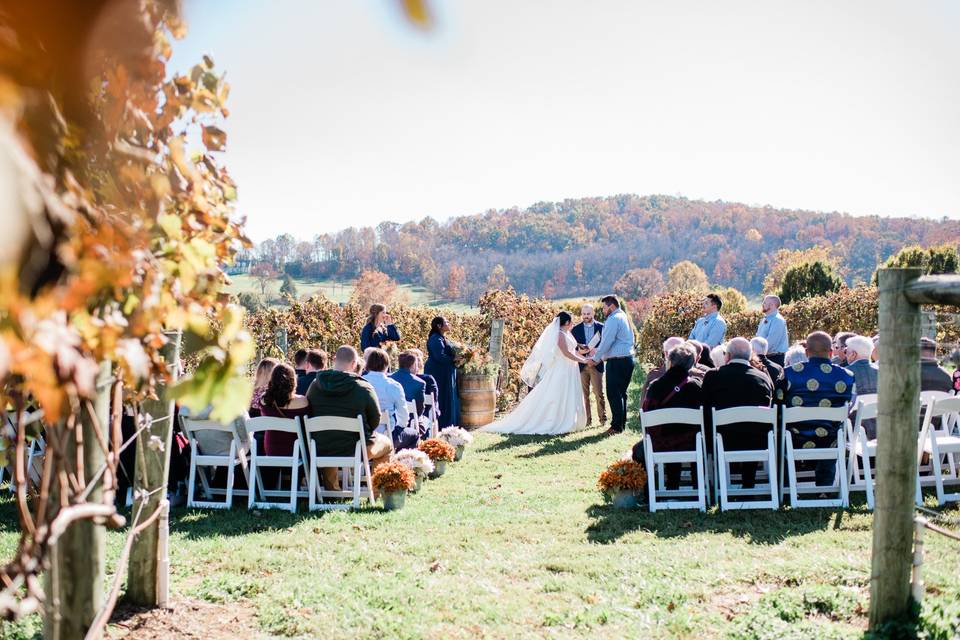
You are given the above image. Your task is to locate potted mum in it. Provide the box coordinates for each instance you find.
[438,426,474,461]
[598,459,648,509]
[393,449,434,492]
[371,461,415,511]
[418,438,456,479]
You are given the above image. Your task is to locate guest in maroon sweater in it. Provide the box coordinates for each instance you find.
[260,363,310,456]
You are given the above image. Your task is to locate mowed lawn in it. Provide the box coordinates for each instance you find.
[1,426,959,639]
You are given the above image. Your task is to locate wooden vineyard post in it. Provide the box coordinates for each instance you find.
[44,362,112,640]
[276,327,288,357]
[489,318,506,390]
[870,268,922,627]
[127,330,181,607]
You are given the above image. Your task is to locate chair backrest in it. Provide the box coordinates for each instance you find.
[924,395,960,420]
[302,414,364,437]
[920,390,953,406]
[378,410,390,427]
[855,397,879,422]
[782,404,849,426]
[640,408,703,429]
[711,406,777,428]
[424,393,435,408]
[180,417,239,456]
[245,416,301,435]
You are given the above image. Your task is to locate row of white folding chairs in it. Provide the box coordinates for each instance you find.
[180,413,374,513]
[640,404,851,512]
[848,392,960,508]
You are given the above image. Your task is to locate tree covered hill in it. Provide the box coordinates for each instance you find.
[247,194,960,302]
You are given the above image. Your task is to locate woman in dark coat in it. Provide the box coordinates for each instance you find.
[360,303,401,351]
[424,316,459,428]
[633,343,704,490]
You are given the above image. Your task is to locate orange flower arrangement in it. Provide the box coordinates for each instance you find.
[418,438,456,463]
[597,460,648,494]
[371,462,416,493]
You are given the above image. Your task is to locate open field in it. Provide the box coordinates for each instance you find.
[1,377,958,638]
[225,274,477,314]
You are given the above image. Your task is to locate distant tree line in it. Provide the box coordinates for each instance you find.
[239,195,960,303]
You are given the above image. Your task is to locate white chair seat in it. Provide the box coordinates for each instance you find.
[920,396,960,505]
[245,416,304,513]
[181,416,249,510]
[782,405,850,509]
[303,415,373,511]
[712,406,779,511]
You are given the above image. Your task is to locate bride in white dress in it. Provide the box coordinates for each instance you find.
[483,311,589,435]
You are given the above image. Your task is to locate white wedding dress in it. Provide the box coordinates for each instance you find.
[483,319,588,436]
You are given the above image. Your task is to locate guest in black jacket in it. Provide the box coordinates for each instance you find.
[633,342,704,490]
[751,336,786,403]
[701,337,774,488]
[296,349,328,395]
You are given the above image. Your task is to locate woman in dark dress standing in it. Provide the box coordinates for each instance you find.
[360,303,401,351]
[424,316,459,428]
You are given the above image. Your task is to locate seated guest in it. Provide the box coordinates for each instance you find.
[784,332,855,486]
[407,348,439,406]
[688,293,727,348]
[685,340,712,381]
[360,303,401,351]
[832,332,855,366]
[363,348,419,450]
[296,348,328,395]
[845,335,878,438]
[641,337,685,404]
[920,337,952,392]
[709,343,727,372]
[293,348,308,377]
[250,357,279,416]
[391,351,426,417]
[751,336,785,401]
[260,362,310,456]
[633,343,704,490]
[306,346,393,490]
[784,344,808,368]
[692,340,716,369]
[702,337,774,488]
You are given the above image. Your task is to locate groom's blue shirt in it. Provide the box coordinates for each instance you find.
[592,309,634,362]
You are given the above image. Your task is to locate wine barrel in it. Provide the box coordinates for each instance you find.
[459,374,496,429]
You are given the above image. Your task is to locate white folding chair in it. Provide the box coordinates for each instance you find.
[423,393,439,438]
[847,396,879,509]
[375,409,396,453]
[919,396,960,505]
[180,416,249,509]
[782,405,850,508]
[244,416,302,513]
[711,406,779,510]
[302,414,373,511]
[640,408,707,512]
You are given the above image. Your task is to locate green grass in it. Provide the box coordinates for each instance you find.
[1,371,958,638]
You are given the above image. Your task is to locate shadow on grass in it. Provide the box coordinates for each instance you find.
[585,503,842,545]
[478,429,611,458]
[519,431,610,458]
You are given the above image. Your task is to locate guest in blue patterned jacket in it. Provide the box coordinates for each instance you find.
[784,331,855,486]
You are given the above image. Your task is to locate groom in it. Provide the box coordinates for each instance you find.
[589,296,635,436]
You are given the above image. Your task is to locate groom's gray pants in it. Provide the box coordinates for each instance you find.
[580,367,606,425]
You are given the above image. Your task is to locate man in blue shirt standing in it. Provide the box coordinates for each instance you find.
[756,294,789,366]
[589,296,635,436]
[688,293,727,348]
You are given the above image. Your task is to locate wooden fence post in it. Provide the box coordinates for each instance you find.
[127,330,181,606]
[869,268,922,627]
[44,361,112,640]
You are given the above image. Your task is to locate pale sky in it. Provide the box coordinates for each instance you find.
[171,0,960,242]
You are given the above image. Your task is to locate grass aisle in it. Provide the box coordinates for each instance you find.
[1,429,959,639]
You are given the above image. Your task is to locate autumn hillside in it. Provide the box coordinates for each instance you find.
[242,195,960,303]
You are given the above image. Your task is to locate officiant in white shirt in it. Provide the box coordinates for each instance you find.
[572,304,606,427]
